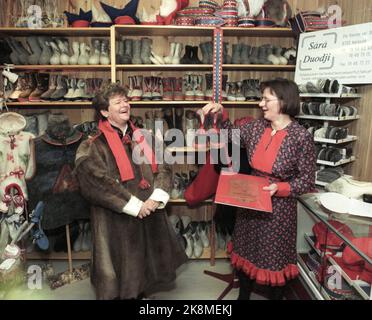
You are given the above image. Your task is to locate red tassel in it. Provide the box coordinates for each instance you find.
[138,178,151,190]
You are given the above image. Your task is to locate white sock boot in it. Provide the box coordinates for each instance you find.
[78,43,90,65]
[69,41,80,65]
[164,42,176,64]
[89,39,101,65]
[171,42,183,64]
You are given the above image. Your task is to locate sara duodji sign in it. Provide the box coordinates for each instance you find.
[295,22,372,85]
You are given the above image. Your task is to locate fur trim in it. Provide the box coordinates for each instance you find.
[264,0,292,26]
[248,0,266,17]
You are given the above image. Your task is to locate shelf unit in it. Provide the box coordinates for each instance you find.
[297,193,372,300]
[298,92,361,187]
[1,25,295,265]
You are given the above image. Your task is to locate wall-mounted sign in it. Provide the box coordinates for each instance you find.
[295,22,372,85]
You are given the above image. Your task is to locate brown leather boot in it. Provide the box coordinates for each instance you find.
[18,73,36,102]
[29,73,49,101]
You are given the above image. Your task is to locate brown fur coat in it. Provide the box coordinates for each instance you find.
[74,132,187,299]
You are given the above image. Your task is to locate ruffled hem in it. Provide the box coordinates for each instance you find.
[227,242,299,286]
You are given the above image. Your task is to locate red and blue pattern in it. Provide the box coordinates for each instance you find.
[225,119,316,286]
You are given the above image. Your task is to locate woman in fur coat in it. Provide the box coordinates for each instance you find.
[74,84,187,300]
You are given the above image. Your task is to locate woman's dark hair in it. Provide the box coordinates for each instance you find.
[92,83,128,121]
[260,78,300,117]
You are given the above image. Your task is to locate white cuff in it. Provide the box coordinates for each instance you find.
[149,188,170,209]
[122,196,144,217]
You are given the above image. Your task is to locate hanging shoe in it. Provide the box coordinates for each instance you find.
[30,201,49,251]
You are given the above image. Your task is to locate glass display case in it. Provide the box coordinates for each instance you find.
[297,193,372,300]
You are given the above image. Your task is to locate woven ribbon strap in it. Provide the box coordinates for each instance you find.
[212,28,223,103]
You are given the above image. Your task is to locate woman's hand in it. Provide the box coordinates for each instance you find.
[202,102,223,114]
[263,183,278,197]
[138,199,160,219]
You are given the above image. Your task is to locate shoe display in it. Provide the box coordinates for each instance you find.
[0,14,366,291]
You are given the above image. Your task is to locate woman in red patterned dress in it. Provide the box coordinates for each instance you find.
[203,78,316,300]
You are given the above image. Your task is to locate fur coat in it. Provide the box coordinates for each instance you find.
[74,130,187,300]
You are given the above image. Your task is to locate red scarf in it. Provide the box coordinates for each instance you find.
[98,120,158,184]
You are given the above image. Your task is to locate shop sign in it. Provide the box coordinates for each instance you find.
[295,22,372,84]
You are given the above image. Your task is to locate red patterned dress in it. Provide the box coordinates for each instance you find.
[225,118,316,286]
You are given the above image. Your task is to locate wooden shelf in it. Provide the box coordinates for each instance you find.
[116,64,213,71]
[314,135,357,144]
[7,101,92,107]
[300,93,362,99]
[191,247,228,260]
[26,251,91,260]
[114,25,294,38]
[316,156,356,167]
[222,26,294,37]
[296,115,360,121]
[5,101,259,108]
[0,27,111,36]
[117,64,295,72]
[4,65,111,71]
[130,100,259,106]
[223,64,296,71]
[115,25,214,37]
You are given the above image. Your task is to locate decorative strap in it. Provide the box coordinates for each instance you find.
[213,28,224,103]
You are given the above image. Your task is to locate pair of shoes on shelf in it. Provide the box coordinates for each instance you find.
[73,221,91,252]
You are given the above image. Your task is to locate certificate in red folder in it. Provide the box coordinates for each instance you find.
[214,172,272,213]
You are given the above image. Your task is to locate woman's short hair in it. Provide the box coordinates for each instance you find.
[260,78,300,117]
[92,83,128,121]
